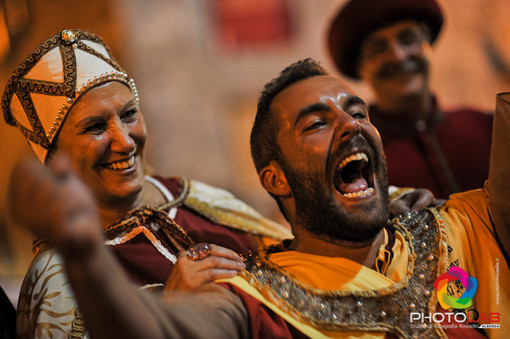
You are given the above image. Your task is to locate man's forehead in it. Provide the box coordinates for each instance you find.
[272,75,356,108]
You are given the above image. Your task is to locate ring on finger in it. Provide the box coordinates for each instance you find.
[187,243,212,261]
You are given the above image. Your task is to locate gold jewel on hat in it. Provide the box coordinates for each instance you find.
[1,29,140,163]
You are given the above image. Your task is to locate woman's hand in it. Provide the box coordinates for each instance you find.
[164,244,245,293]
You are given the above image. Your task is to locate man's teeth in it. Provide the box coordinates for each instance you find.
[105,156,135,170]
[343,187,374,198]
[338,152,368,169]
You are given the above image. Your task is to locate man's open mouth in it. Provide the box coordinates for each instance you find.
[333,152,375,198]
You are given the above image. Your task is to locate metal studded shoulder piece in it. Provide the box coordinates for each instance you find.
[239,209,449,338]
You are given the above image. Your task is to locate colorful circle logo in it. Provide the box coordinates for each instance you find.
[433,267,477,310]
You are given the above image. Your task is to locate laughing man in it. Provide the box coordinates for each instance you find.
[9,59,509,339]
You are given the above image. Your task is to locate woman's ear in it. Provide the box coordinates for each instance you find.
[259,160,291,197]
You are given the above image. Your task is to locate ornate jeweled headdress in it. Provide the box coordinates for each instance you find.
[1,29,139,163]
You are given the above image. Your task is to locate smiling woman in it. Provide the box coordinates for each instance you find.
[2,29,291,338]
[55,81,147,208]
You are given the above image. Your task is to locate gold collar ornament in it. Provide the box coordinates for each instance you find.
[239,209,450,338]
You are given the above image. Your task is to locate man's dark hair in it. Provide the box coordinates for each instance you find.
[250,58,328,173]
[250,58,328,219]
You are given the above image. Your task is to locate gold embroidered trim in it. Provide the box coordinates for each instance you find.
[103,207,193,252]
[184,195,262,235]
[68,308,86,339]
[157,176,190,210]
[104,226,178,264]
[239,209,448,338]
[3,31,95,147]
[34,206,194,254]
[184,181,291,240]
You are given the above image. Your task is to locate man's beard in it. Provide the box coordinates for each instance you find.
[279,145,390,243]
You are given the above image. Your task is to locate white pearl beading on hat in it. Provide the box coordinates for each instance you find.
[45,71,140,140]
